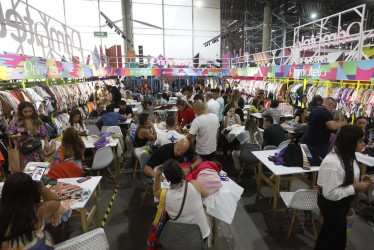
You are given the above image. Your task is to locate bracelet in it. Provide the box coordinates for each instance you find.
[188,165,193,171]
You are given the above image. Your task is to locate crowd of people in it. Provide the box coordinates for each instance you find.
[0,79,373,249]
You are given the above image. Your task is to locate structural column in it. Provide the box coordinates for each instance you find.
[262,1,271,52]
[122,0,134,55]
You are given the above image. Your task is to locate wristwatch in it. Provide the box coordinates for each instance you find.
[188,165,193,171]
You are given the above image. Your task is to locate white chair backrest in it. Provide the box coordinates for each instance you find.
[263,145,278,151]
[91,146,114,170]
[278,140,291,150]
[107,126,122,134]
[139,150,150,171]
[87,124,101,136]
[54,228,109,250]
[101,126,109,133]
[289,189,318,210]
[139,150,151,183]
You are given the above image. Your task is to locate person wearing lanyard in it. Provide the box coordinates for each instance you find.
[305,97,347,159]
[315,125,370,250]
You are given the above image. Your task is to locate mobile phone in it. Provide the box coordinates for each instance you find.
[32,167,46,182]
[21,131,28,136]
[77,176,91,183]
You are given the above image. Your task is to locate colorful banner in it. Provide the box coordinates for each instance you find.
[0,54,373,81]
[232,60,374,81]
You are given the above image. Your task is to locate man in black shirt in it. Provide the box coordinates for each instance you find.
[118,100,133,118]
[144,138,202,178]
[305,97,347,159]
[263,115,286,147]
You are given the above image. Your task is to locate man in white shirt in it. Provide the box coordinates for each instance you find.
[181,86,194,106]
[211,88,224,123]
[205,92,220,119]
[155,116,185,146]
[188,100,220,161]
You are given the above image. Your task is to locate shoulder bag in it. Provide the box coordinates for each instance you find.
[7,138,22,173]
[19,138,42,154]
[159,183,207,250]
[147,182,188,250]
[147,189,168,250]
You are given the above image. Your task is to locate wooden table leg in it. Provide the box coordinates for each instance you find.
[213,217,217,245]
[272,176,281,218]
[112,147,120,182]
[80,208,89,233]
[256,162,263,199]
[310,172,318,189]
[93,189,100,227]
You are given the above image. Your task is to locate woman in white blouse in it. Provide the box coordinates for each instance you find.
[315,125,370,250]
[64,109,89,136]
[153,159,210,240]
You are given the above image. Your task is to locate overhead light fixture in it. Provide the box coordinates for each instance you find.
[195,1,202,7]
[311,13,317,19]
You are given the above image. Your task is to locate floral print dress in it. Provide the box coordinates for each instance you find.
[8,118,47,167]
[0,224,54,249]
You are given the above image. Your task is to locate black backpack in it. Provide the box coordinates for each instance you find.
[283,143,303,167]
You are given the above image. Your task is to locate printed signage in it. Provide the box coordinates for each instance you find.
[150,57,193,68]
[0,0,83,62]
[295,22,374,51]
[94,32,107,38]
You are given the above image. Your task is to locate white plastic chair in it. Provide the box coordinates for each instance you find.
[87,124,101,136]
[91,146,117,191]
[100,126,109,133]
[278,140,291,150]
[280,189,319,240]
[107,126,122,135]
[54,228,109,250]
[263,145,278,150]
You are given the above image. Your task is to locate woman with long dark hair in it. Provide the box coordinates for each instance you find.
[65,109,89,136]
[223,104,241,128]
[110,86,122,108]
[315,125,370,250]
[308,95,323,111]
[9,101,50,166]
[134,113,157,158]
[0,172,60,248]
[294,108,308,124]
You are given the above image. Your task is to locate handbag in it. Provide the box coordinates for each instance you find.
[19,139,42,154]
[158,183,189,248]
[147,182,188,250]
[147,189,168,250]
[8,139,23,173]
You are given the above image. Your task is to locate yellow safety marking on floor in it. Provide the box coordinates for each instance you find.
[101,151,131,228]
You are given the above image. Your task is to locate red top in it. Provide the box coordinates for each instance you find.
[142,83,151,90]
[177,107,195,128]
